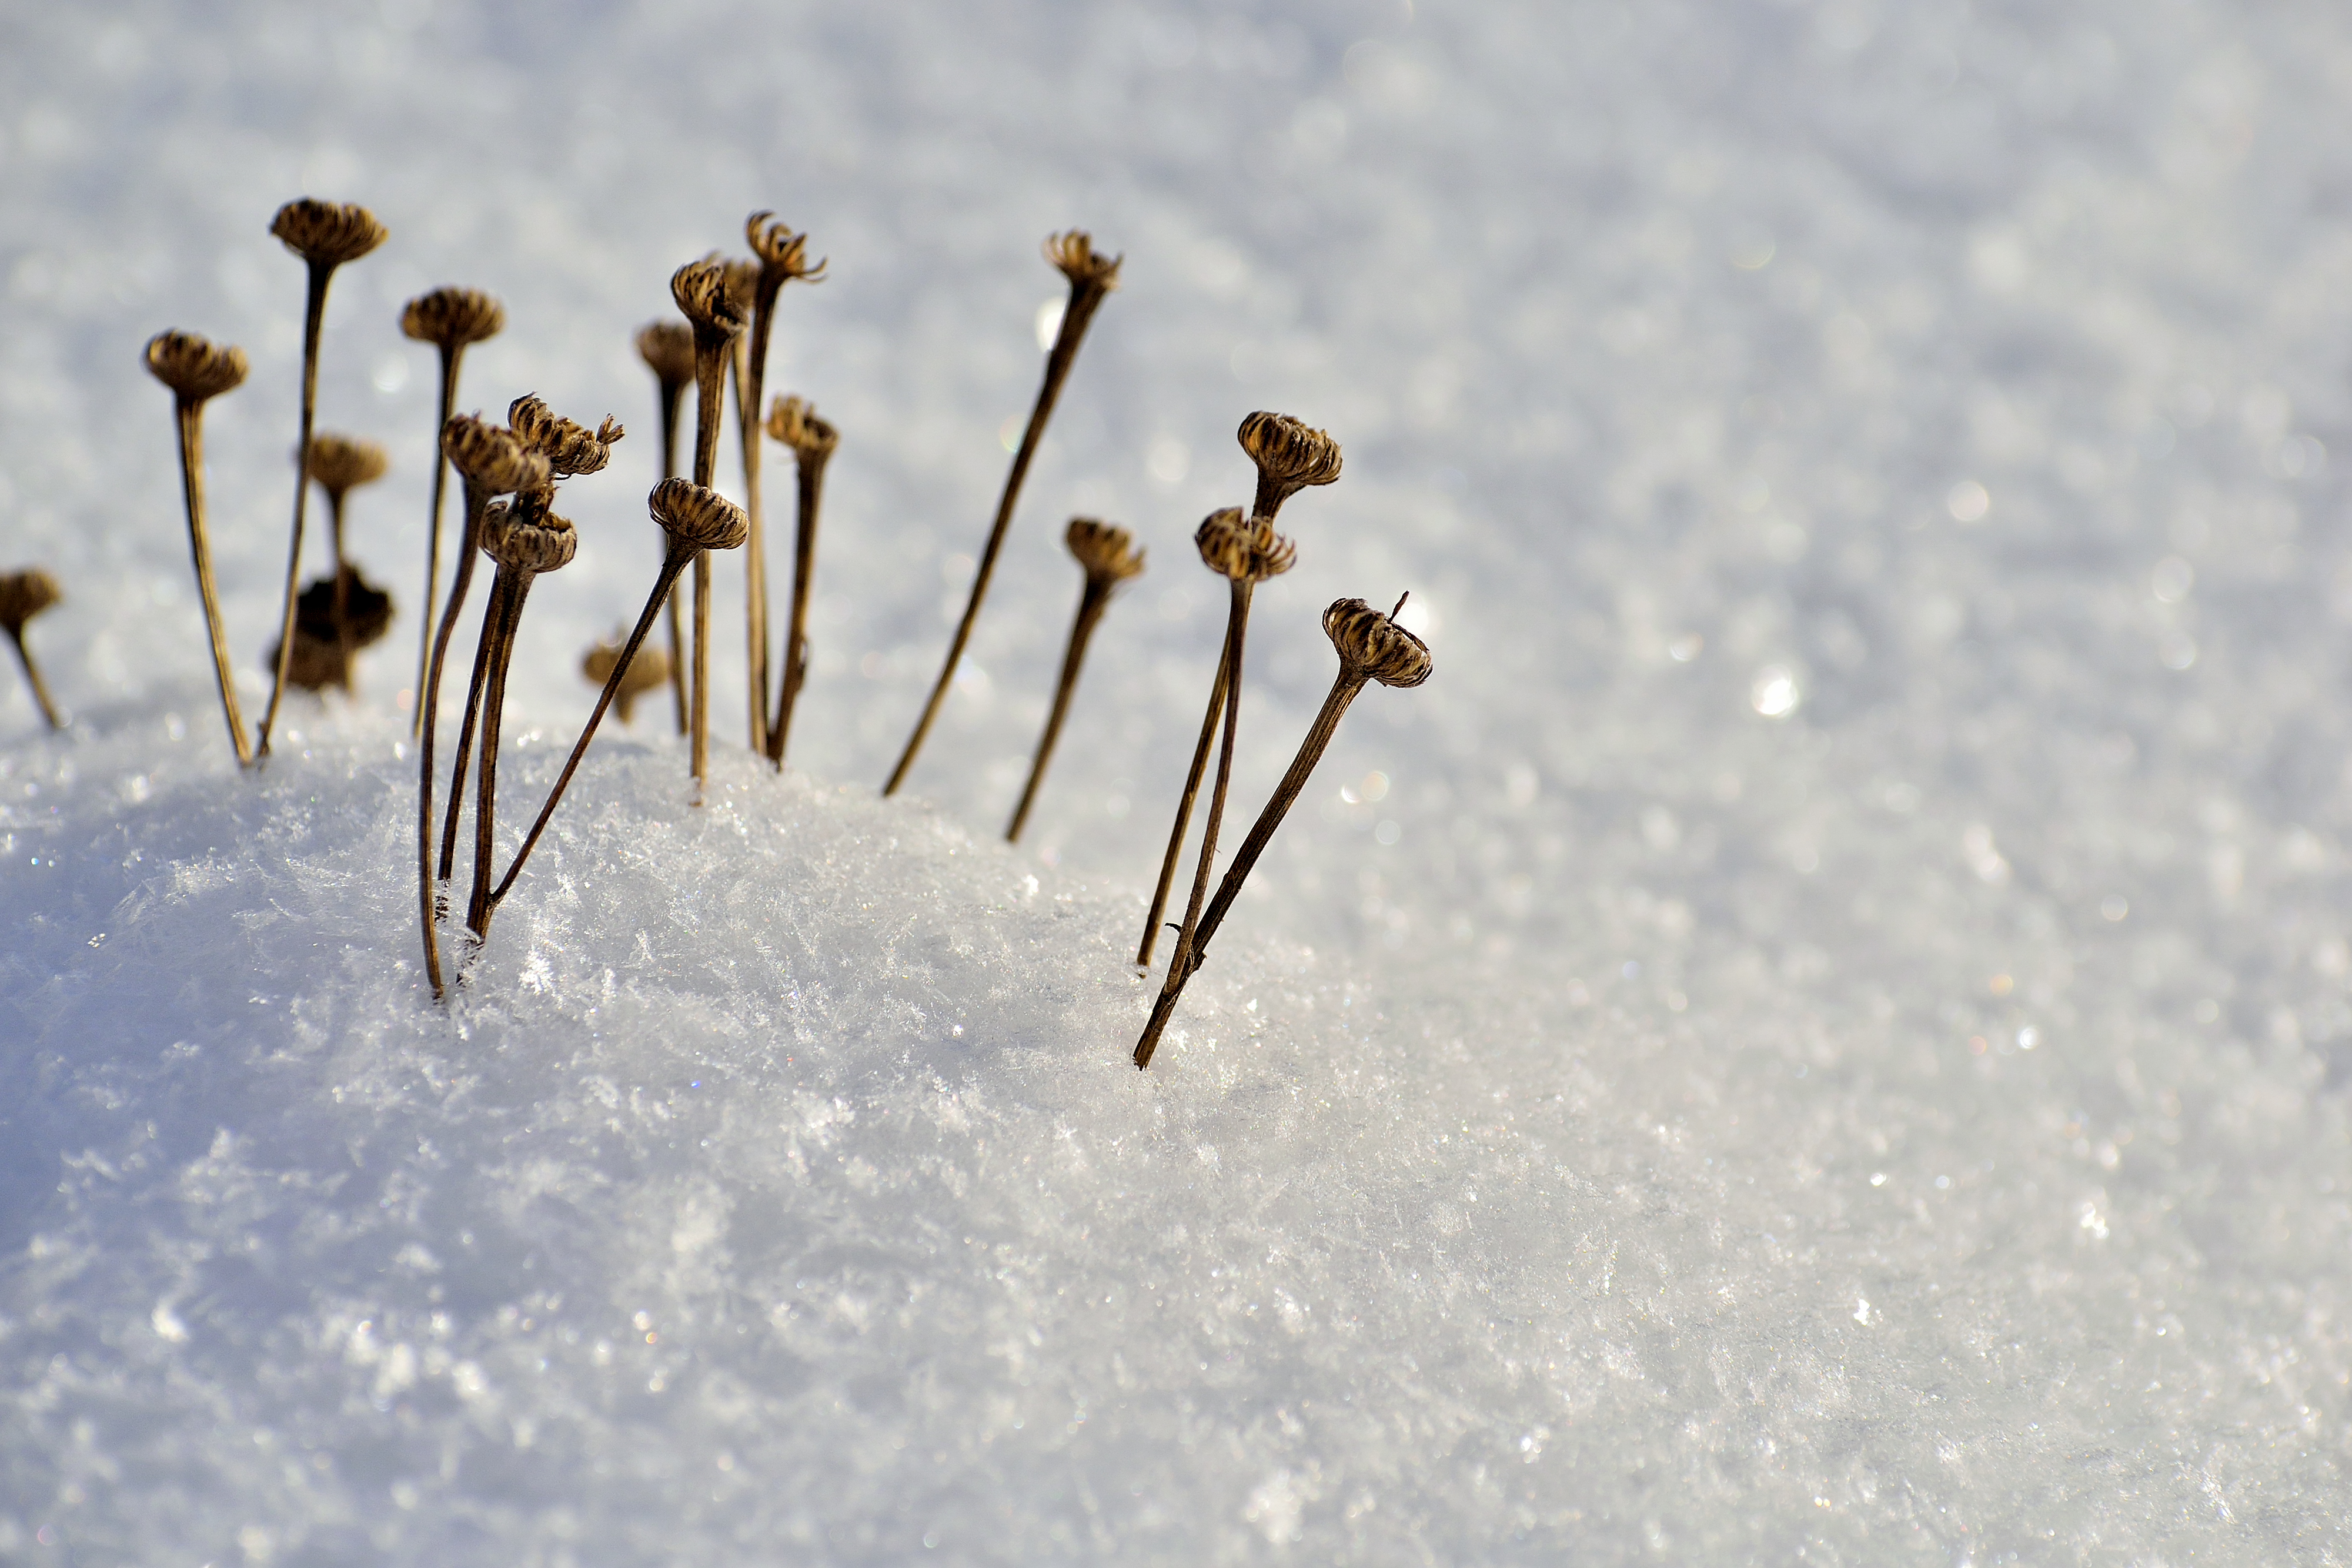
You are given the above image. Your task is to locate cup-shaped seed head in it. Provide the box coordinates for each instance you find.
[0,569,62,636]
[649,477,750,551]
[145,330,249,403]
[1067,517,1145,585]
[479,499,579,574]
[508,394,624,479]
[766,395,839,460]
[400,286,505,350]
[269,198,387,267]
[1323,597,1432,688]
[443,414,550,496]
[1238,411,1342,513]
[747,212,827,285]
[306,432,390,497]
[671,259,748,340]
[636,320,697,386]
[1044,230,1122,294]
[1195,507,1295,583]
[720,257,761,321]
[583,636,670,714]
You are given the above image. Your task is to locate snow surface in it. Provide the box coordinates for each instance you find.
[5,0,2352,1561]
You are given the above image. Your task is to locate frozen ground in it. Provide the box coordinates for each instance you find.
[4,0,2352,1560]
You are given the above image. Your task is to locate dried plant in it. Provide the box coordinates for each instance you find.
[636,319,697,733]
[143,329,252,764]
[273,569,392,694]
[400,286,505,733]
[763,394,839,768]
[0,570,64,731]
[258,198,386,760]
[583,634,670,725]
[487,479,747,926]
[670,259,749,791]
[884,229,1122,796]
[1134,595,1431,1069]
[1137,411,1341,965]
[306,433,390,684]
[1005,519,1144,842]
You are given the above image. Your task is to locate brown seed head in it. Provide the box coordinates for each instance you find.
[720,256,761,320]
[442,414,550,496]
[1044,230,1122,295]
[507,394,624,479]
[672,258,748,340]
[144,330,249,404]
[0,569,62,635]
[306,433,390,497]
[479,498,579,574]
[399,286,505,350]
[746,212,827,286]
[649,477,750,551]
[1322,597,1432,688]
[1237,411,1342,519]
[765,395,839,461]
[1067,518,1145,585]
[583,634,670,723]
[1197,507,1297,583]
[636,320,697,386]
[269,198,387,268]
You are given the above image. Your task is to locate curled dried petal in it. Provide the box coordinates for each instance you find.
[1238,412,1342,497]
[1044,230,1122,293]
[746,212,827,285]
[442,414,550,496]
[507,394,623,478]
[672,258,748,339]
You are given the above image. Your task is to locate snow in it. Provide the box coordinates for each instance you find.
[5,0,2352,1560]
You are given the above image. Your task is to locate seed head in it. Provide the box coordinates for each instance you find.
[649,477,750,551]
[479,497,579,574]
[672,258,749,340]
[1067,518,1145,586]
[269,198,387,267]
[1044,230,1122,295]
[583,635,670,724]
[746,212,827,286]
[399,287,505,350]
[636,320,697,386]
[144,330,249,404]
[508,394,624,479]
[1195,507,1294,583]
[765,395,839,460]
[442,414,550,496]
[1322,596,1432,688]
[0,569,61,636]
[306,433,390,497]
[720,256,761,320]
[1237,412,1342,520]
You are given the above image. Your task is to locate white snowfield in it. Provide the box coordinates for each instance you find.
[4,0,2350,1562]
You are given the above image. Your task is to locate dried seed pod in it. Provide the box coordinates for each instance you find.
[747,212,827,285]
[306,432,390,497]
[400,287,505,350]
[1067,517,1145,584]
[636,320,696,386]
[144,330,249,404]
[442,414,550,496]
[671,258,749,340]
[269,198,387,267]
[507,394,623,479]
[273,624,349,693]
[1195,507,1294,582]
[1045,230,1123,292]
[0,569,61,636]
[479,499,579,574]
[1237,411,1342,521]
[295,571,394,650]
[766,394,840,459]
[650,477,750,551]
[1323,596,1432,688]
[583,636,670,724]
[720,256,761,321]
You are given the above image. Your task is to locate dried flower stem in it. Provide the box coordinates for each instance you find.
[436,561,502,881]
[1007,577,1115,843]
[258,261,330,759]
[730,333,770,754]
[171,398,252,764]
[884,232,1120,796]
[411,344,465,731]
[1136,643,1227,967]
[463,569,535,936]
[673,260,745,793]
[5,628,59,730]
[766,441,823,766]
[417,478,494,999]
[653,370,690,734]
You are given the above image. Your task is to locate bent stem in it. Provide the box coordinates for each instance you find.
[766,442,830,767]
[417,479,491,1001]
[883,282,1111,795]
[258,258,333,759]
[7,628,60,731]
[465,567,534,937]
[1136,640,1230,967]
[489,543,694,915]
[1006,577,1111,842]
[1134,666,1365,1069]
[411,342,465,736]
[172,398,252,765]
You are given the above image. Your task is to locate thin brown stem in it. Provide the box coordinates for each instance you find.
[329,490,353,693]
[172,399,252,765]
[490,544,694,911]
[655,373,689,734]
[1137,640,1231,967]
[689,336,727,788]
[7,628,61,731]
[884,281,1112,795]
[691,547,711,791]
[417,480,490,1001]
[733,333,769,755]
[437,567,505,882]
[258,259,333,759]
[766,446,829,767]
[1134,668,1364,1068]
[465,567,533,937]
[1006,579,1111,843]
[412,343,463,737]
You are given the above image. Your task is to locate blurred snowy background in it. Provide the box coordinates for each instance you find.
[4,0,2351,1560]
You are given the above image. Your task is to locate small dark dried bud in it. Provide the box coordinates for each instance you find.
[399,287,505,350]
[672,258,749,339]
[1195,507,1294,582]
[306,433,390,497]
[1067,518,1145,585]
[765,395,839,460]
[1044,230,1122,294]
[144,330,248,403]
[636,320,697,386]
[479,498,579,574]
[649,477,750,551]
[747,212,827,285]
[269,198,387,267]
[443,414,550,496]
[507,394,623,478]
[0,569,62,635]
[1237,411,1342,519]
[1323,597,1432,688]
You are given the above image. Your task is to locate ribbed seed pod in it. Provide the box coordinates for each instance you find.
[269,199,387,266]
[1237,410,1342,523]
[650,477,750,551]
[442,416,549,496]
[306,433,389,497]
[1324,596,1432,687]
[400,287,505,350]
[507,394,623,479]
[144,331,249,404]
